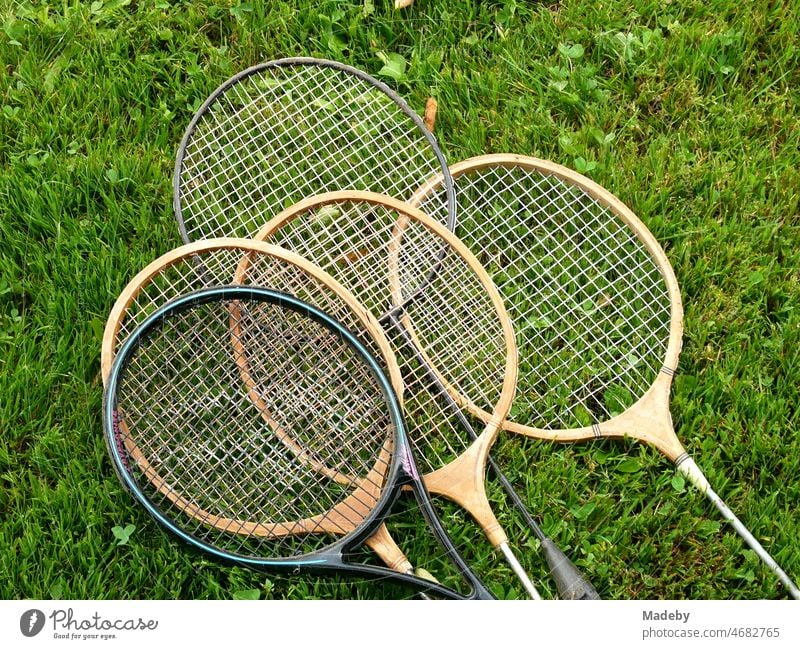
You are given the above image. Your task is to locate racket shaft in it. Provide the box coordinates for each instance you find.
[498,543,541,599]
[678,458,800,599]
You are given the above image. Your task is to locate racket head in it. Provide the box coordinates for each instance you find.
[173,57,455,242]
[252,191,518,473]
[101,238,402,394]
[104,286,408,568]
[414,154,684,457]
[105,286,493,599]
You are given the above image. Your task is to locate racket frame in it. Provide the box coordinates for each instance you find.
[103,285,494,600]
[252,191,518,544]
[413,153,685,459]
[172,57,456,243]
[250,191,555,599]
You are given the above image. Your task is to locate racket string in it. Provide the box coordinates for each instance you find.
[114,292,498,597]
[400,283,508,413]
[178,63,448,241]
[108,245,483,579]
[121,315,340,513]
[440,165,672,428]
[115,298,395,559]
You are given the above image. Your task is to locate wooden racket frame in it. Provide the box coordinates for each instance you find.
[411,153,686,463]
[102,239,415,572]
[253,190,519,549]
[409,153,800,599]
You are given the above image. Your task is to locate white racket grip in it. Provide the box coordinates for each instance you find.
[499,542,542,600]
[677,457,800,600]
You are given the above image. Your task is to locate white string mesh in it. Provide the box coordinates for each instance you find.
[176,61,450,241]
[113,295,392,559]
[417,163,672,430]
[255,198,512,477]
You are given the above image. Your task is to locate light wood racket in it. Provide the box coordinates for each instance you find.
[412,153,799,599]
[102,239,462,593]
[251,190,570,599]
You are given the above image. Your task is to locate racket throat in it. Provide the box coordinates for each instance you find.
[596,371,685,462]
[422,438,506,548]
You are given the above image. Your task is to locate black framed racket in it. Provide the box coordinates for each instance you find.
[173,57,455,242]
[103,286,493,599]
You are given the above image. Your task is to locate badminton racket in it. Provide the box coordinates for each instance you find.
[173,57,454,243]
[412,153,799,599]
[102,238,456,590]
[252,190,595,599]
[103,285,494,599]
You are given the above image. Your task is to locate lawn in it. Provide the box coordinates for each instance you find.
[1,0,798,600]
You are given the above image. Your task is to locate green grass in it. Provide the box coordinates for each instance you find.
[1,0,799,600]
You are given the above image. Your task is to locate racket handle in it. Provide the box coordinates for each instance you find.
[539,538,601,600]
[486,453,600,599]
[677,457,800,600]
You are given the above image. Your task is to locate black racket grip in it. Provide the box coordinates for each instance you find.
[540,538,600,600]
